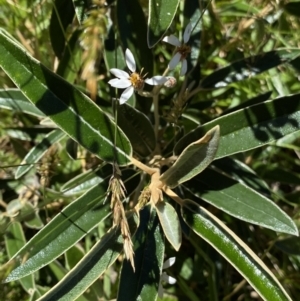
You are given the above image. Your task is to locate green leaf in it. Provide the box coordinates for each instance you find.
[117,103,156,157]
[275,237,300,255]
[37,212,139,301]
[201,49,300,88]
[0,29,132,166]
[213,157,271,197]
[174,93,300,159]
[60,163,110,196]
[5,222,35,294]
[255,163,300,185]
[50,0,75,59]
[4,169,139,282]
[160,125,220,188]
[183,168,298,235]
[275,130,300,151]
[6,127,53,142]
[117,206,165,301]
[117,0,153,75]
[56,29,82,82]
[0,89,45,117]
[221,91,272,116]
[182,200,293,301]
[183,0,202,73]
[147,0,180,48]
[156,200,181,251]
[15,129,66,179]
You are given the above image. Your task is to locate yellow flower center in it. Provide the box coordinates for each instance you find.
[177,44,191,60]
[129,72,145,90]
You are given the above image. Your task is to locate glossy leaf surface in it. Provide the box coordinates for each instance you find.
[161,125,220,188]
[5,222,35,294]
[0,89,45,117]
[117,206,165,301]
[5,169,139,282]
[175,94,300,159]
[182,200,293,301]
[15,129,66,179]
[117,103,156,157]
[183,168,298,235]
[201,49,300,88]
[0,30,132,166]
[147,0,180,47]
[37,212,139,301]
[156,200,181,251]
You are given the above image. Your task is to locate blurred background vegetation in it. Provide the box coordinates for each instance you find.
[1,0,300,300]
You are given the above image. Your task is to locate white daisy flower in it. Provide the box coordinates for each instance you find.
[158,257,177,299]
[163,22,192,76]
[108,48,167,104]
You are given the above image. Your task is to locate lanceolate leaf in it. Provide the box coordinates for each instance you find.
[200,48,300,88]
[117,206,165,301]
[147,0,180,48]
[183,168,298,235]
[182,200,293,301]
[5,222,35,294]
[117,0,153,75]
[183,0,202,73]
[117,103,156,157]
[156,200,181,251]
[174,93,300,159]
[37,212,139,301]
[213,157,271,196]
[50,0,75,59]
[5,169,139,282]
[0,30,132,165]
[160,125,220,188]
[15,129,66,179]
[0,89,45,117]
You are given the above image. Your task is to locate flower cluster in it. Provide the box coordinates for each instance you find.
[108,23,192,104]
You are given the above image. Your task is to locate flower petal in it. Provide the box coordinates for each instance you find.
[119,86,134,104]
[125,48,136,73]
[163,35,181,47]
[180,59,187,76]
[158,282,164,299]
[110,68,129,79]
[108,78,131,88]
[145,76,168,86]
[168,52,181,70]
[183,22,192,44]
[161,272,177,284]
[163,257,176,269]
[166,275,177,285]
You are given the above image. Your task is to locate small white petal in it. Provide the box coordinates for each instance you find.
[183,22,192,43]
[163,257,176,269]
[163,35,181,47]
[145,76,168,86]
[180,59,187,76]
[125,48,136,73]
[166,275,177,285]
[161,272,176,284]
[168,52,181,70]
[160,272,169,282]
[119,86,134,104]
[158,283,164,299]
[110,68,129,78]
[108,78,131,88]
